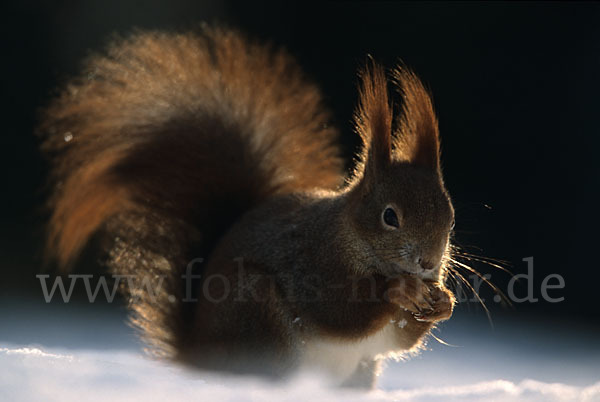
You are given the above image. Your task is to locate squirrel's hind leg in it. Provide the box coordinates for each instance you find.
[340,358,381,390]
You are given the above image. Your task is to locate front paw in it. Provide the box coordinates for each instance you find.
[413,285,455,323]
[385,275,434,314]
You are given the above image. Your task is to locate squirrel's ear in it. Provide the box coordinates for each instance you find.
[354,61,393,183]
[392,67,440,171]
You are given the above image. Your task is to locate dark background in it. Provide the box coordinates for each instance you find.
[2,1,599,325]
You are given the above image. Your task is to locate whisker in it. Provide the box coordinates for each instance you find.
[429,331,459,347]
[447,264,493,326]
[444,268,465,300]
[449,246,513,276]
[449,257,511,308]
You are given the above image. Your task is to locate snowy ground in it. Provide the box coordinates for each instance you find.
[1,300,599,401]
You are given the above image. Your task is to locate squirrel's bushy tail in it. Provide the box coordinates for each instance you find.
[39,27,342,357]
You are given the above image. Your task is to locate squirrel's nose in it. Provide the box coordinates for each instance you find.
[415,256,436,271]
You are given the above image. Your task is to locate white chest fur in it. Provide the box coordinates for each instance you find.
[300,322,405,383]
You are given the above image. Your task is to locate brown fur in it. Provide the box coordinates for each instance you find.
[40,27,455,387]
[392,68,441,170]
[355,62,393,176]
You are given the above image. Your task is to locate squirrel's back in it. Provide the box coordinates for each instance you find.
[40,27,343,356]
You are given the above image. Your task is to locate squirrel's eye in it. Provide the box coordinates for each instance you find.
[382,207,400,229]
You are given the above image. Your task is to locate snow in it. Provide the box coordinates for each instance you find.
[1,302,599,401]
[1,345,599,402]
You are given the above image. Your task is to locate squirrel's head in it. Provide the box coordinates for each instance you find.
[347,63,454,281]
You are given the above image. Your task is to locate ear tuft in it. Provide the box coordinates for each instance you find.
[392,67,440,171]
[354,60,393,181]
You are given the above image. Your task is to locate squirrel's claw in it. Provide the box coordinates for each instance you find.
[413,286,455,323]
[386,275,434,314]
[386,275,455,323]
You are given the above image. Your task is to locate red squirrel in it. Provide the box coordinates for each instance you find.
[40,27,456,388]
